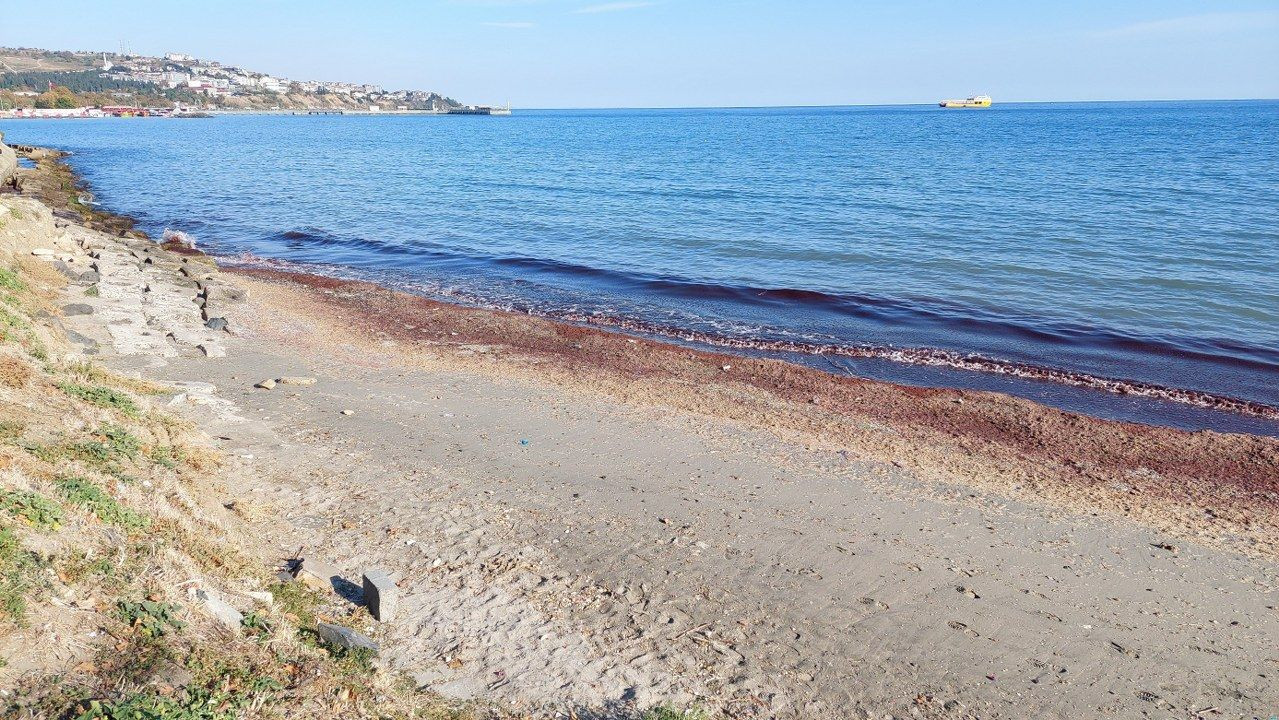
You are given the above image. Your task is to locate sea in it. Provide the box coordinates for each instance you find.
[4,101,1278,436]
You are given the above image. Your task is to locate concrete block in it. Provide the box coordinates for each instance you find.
[295,557,342,592]
[362,569,397,622]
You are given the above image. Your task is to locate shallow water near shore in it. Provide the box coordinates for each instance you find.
[4,101,1278,434]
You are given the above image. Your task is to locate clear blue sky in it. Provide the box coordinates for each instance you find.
[3,0,1277,107]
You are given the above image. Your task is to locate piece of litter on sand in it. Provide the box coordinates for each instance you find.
[519,438,529,446]
[340,409,354,416]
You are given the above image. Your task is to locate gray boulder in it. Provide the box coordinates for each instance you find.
[315,622,379,653]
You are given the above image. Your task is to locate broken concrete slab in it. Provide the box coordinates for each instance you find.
[315,622,379,654]
[294,557,342,592]
[61,303,95,316]
[195,588,244,630]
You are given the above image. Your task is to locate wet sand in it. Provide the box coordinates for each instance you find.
[230,268,1279,558]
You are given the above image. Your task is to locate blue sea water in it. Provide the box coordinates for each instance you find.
[4,101,1278,435]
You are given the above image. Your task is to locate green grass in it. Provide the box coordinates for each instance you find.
[148,444,185,470]
[0,526,47,625]
[0,490,63,530]
[266,581,323,627]
[0,267,23,293]
[56,382,140,416]
[97,424,142,459]
[116,598,186,638]
[55,475,150,530]
[0,305,28,331]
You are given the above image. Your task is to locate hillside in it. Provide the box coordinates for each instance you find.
[0,47,462,111]
[0,48,97,73]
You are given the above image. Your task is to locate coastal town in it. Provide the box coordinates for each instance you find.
[0,46,510,117]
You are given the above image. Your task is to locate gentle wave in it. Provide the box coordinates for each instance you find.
[253,227,1279,373]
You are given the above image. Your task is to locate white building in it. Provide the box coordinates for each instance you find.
[165,53,195,62]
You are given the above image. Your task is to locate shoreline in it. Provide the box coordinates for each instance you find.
[9,113,1279,435]
[218,250,1279,434]
[227,265,1279,555]
[4,136,1279,717]
[12,142,1279,554]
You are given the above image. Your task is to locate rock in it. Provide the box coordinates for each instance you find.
[61,303,94,316]
[66,330,99,350]
[31,248,55,257]
[294,557,342,592]
[198,343,226,358]
[340,409,354,416]
[204,317,229,331]
[278,376,317,387]
[195,589,244,629]
[245,590,274,605]
[362,569,398,622]
[254,379,277,390]
[315,622,379,654]
[52,261,79,280]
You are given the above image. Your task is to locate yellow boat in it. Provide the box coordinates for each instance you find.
[939,94,992,108]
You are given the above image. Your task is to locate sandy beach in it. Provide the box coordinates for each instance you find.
[3,141,1278,718]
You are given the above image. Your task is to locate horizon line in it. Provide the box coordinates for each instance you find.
[489,97,1278,111]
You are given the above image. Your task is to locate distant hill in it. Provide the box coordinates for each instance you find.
[0,47,98,73]
[0,46,463,111]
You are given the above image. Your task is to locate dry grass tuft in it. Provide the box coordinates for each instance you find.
[0,354,33,388]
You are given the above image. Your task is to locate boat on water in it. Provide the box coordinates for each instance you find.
[446,104,512,116]
[939,94,992,108]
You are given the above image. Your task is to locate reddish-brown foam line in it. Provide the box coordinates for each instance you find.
[231,266,1279,527]
[554,313,1279,421]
